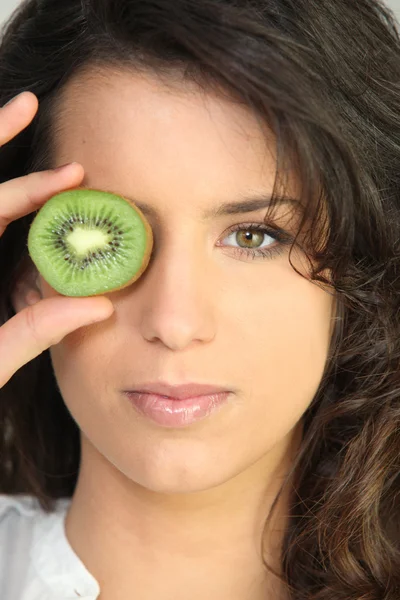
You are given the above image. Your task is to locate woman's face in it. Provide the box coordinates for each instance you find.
[38,69,334,493]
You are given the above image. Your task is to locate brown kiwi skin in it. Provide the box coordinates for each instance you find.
[65,186,154,296]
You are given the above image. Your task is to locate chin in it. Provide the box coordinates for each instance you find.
[113,447,237,495]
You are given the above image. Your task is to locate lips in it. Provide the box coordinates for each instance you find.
[124,381,231,401]
[125,390,232,427]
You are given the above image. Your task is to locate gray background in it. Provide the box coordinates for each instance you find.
[1,0,400,26]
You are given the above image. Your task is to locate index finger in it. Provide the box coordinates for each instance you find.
[0,163,85,235]
[0,91,39,147]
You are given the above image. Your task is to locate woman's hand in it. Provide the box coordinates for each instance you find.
[0,91,114,388]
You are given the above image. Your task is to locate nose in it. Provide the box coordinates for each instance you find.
[138,239,217,351]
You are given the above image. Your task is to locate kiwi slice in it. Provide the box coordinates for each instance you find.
[27,187,153,297]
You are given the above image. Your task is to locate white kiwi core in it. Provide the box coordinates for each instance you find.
[66,227,111,256]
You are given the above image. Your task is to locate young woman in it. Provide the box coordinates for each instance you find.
[0,0,399,599]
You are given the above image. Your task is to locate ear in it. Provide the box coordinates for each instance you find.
[10,257,43,314]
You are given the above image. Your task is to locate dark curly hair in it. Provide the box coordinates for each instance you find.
[0,0,399,598]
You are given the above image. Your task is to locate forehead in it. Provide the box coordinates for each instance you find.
[53,67,275,168]
[51,68,301,219]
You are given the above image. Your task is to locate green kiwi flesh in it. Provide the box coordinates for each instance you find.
[28,188,153,297]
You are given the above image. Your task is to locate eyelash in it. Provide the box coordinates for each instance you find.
[219,222,293,260]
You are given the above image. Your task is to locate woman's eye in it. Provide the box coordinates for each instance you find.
[218,223,293,260]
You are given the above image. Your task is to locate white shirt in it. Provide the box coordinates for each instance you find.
[0,493,100,600]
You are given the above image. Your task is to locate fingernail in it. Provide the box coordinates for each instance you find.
[3,92,24,108]
[88,311,114,325]
[25,290,41,306]
[52,162,79,173]
[86,301,115,324]
[35,274,42,294]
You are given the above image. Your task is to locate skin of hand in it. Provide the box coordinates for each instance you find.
[1,91,114,389]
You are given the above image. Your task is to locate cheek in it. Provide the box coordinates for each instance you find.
[50,318,116,403]
[41,277,116,397]
[227,262,333,425]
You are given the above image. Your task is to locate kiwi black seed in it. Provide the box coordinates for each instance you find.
[27,188,154,297]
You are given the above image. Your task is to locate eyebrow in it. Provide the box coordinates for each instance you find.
[130,194,303,222]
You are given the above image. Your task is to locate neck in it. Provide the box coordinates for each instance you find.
[64,428,301,600]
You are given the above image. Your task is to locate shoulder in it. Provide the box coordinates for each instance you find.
[0,492,70,545]
[0,493,42,537]
[0,493,55,564]
[0,492,43,520]
[0,492,70,519]
[0,494,44,598]
[0,493,71,600]
[0,493,60,538]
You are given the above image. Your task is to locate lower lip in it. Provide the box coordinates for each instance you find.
[125,391,231,428]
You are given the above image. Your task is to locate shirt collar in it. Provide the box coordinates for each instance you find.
[30,499,100,600]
